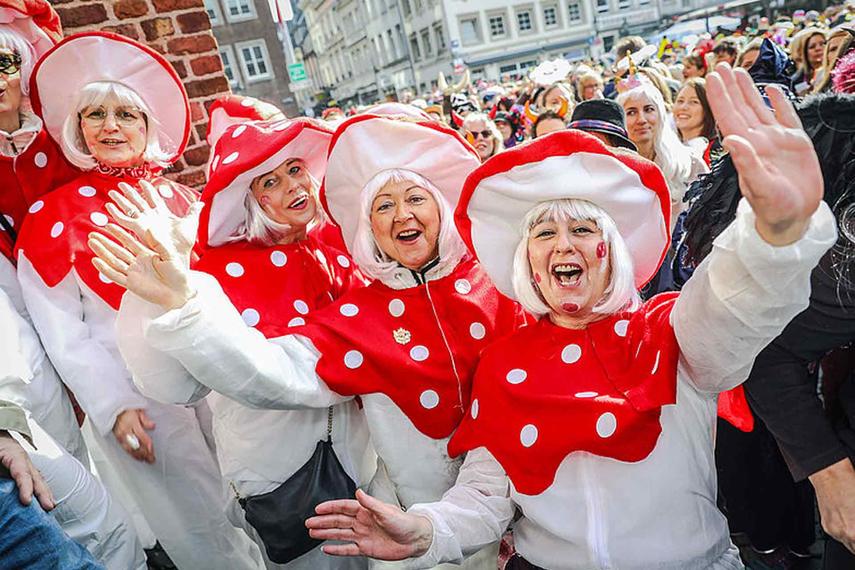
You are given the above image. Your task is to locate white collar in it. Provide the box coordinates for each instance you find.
[0,110,43,158]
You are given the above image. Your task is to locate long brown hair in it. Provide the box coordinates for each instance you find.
[677,78,716,141]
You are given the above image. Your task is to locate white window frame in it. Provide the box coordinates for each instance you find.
[516,8,534,34]
[224,0,256,23]
[618,0,631,10]
[204,0,223,26]
[542,4,559,29]
[433,23,446,52]
[219,44,241,87]
[567,1,583,23]
[458,15,481,46]
[596,0,609,13]
[488,12,507,39]
[236,39,273,83]
[420,28,432,57]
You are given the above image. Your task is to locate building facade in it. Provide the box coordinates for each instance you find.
[204,0,299,116]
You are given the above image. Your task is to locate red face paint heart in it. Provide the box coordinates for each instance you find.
[534,273,542,283]
[596,241,606,259]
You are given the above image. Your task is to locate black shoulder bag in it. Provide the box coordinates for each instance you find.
[231,406,357,564]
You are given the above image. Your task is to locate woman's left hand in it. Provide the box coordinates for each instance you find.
[706,63,823,246]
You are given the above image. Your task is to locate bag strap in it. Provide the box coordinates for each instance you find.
[327,406,333,442]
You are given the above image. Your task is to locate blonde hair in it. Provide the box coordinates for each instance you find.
[462,112,503,158]
[352,168,467,282]
[60,81,172,170]
[512,198,640,318]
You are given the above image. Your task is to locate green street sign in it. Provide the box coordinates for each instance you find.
[288,62,307,82]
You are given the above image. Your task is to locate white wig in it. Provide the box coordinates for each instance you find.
[462,112,503,157]
[352,168,467,282]
[0,26,36,97]
[231,170,325,246]
[617,82,693,202]
[60,81,172,170]
[512,198,640,318]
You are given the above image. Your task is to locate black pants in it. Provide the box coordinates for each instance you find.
[824,537,855,570]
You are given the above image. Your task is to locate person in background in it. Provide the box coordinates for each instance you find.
[532,110,566,138]
[792,27,828,94]
[682,52,707,79]
[673,78,717,165]
[576,70,604,100]
[736,38,764,70]
[567,99,637,151]
[713,38,739,67]
[493,111,521,149]
[814,26,855,92]
[462,112,503,162]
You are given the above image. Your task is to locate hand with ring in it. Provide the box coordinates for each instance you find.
[112,409,156,463]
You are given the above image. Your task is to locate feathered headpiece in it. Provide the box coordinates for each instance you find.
[833,50,855,94]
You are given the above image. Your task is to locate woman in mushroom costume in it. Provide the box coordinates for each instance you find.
[117,117,373,569]
[15,32,263,569]
[302,66,838,569]
[97,114,528,569]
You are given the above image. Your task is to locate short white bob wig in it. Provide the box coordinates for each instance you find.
[232,169,325,247]
[60,81,172,171]
[512,198,641,318]
[352,168,467,282]
[0,26,36,97]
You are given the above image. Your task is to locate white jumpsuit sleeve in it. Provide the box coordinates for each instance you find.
[0,288,33,415]
[672,199,837,393]
[17,257,148,435]
[402,448,515,569]
[141,271,348,410]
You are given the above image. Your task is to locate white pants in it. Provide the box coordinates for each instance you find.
[21,419,146,570]
[87,398,264,570]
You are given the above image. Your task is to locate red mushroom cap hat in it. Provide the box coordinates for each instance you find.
[360,102,431,120]
[321,114,480,254]
[200,118,333,249]
[0,0,61,57]
[30,31,190,164]
[455,130,671,298]
[205,94,285,148]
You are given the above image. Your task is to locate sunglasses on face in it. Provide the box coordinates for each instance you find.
[467,130,492,140]
[0,52,22,76]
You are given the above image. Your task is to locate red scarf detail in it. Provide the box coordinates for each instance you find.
[14,172,197,309]
[449,293,681,495]
[297,256,528,439]
[193,235,365,338]
[94,162,158,180]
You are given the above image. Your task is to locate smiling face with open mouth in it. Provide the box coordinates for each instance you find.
[250,157,318,238]
[527,216,611,328]
[370,178,441,271]
[80,93,148,168]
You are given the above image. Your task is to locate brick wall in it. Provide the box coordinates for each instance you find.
[48,0,231,189]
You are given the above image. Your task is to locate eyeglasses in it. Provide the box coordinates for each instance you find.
[80,107,144,127]
[467,130,492,140]
[0,52,22,76]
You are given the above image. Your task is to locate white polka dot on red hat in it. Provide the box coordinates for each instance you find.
[614,320,629,337]
[340,303,359,317]
[222,152,240,165]
[561,344,582,364]
[288,317,305,327]
[294,299,309,315]
[90,212,108,227]
[575,391,598,398]
[211,155,220,170]
[33,152,47,168]
[410,345,429,362]
[388,298,405,317]
[419,390,439,409]
[270,251,287,266]
[225,262,244,277]
[336,255,350,268]
[520,424,538,447]
[3,214,13,227]
[506,368,527,384]
[470,399,480,419]
[344,350,363,369]
[241,308,260,327]
[50,222,64,238]
[469,322,486,340]
[454,279,472,295]
[28,200,44,213]
[596,412,617,438]
[240,98,254,107]
[232,125,247,138]
[78,186,96,198]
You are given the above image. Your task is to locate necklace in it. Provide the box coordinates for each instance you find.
[94,162,156,179]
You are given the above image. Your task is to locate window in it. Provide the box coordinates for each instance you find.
[618,0,631,9]
[639,0,650,5]
[543,5,558,28]
[596,0,609,13]
[568,1,582,22]
[488,14,506,38]
[236,40,273,82]
[516,10,533,33]
[395,24,406,56]
[386,30,397,59]
[409,34,421,60]
[499,63,518,75]
[224,0,256,22]
[459,16,481,46]
[204,0,222,25]
[433,24,446,52]
[219,45,239,87]
[421,29,432,56]
[401,0,411,17]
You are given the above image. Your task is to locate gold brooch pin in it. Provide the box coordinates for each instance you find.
[393,328,411,345]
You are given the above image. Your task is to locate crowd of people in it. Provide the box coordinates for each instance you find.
[0,1,854,570]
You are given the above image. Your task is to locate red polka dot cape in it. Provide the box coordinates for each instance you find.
[296,255,528,440]
[14,172,197,309]
[449,293,681,496]
[193,233,365,339]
